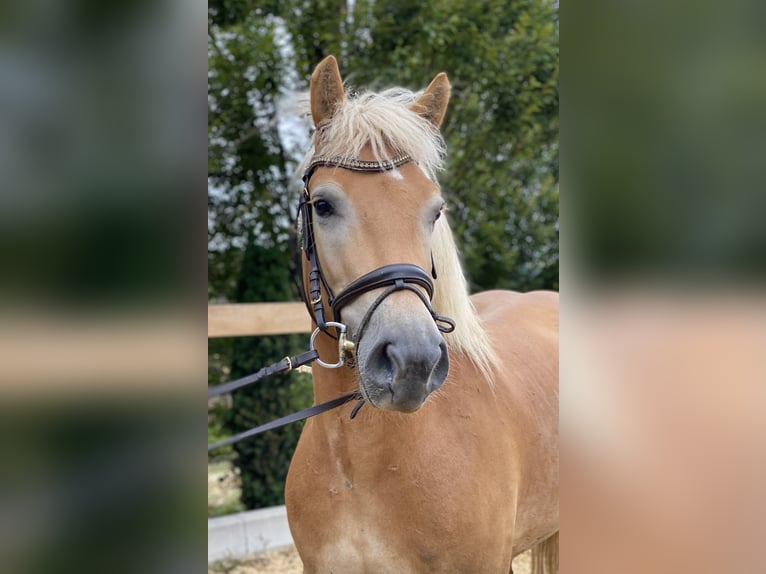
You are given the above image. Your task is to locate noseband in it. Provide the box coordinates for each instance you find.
[298,153,455,361]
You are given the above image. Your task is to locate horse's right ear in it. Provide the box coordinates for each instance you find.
[310,55,345,127]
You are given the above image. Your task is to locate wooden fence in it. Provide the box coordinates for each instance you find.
[208,302,311,338]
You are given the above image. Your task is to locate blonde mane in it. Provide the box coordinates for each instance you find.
[296,87,498,380]
[431,215,498,381]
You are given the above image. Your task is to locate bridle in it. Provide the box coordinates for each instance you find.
[207,152,457,451]
[298,152,456,367]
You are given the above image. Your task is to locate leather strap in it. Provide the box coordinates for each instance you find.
[298,190,334,332]
[207,391,361,451]
[353,281,455,356]
[303,153,412,187]
[330,263,434,319]
[207,349,320,399]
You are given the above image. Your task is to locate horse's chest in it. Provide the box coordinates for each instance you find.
[301,490,445,573]
[287,419,518,572]
[291,462,502,573]
[313,507,415,572]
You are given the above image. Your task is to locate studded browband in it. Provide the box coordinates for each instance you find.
[302,153,413,187]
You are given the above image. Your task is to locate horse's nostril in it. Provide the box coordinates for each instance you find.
[384,341,404,372]
[380,342,395,377]
[382,340,444,380]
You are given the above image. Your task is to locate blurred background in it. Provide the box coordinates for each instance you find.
[0,0,206,572]
[562,0,766,572]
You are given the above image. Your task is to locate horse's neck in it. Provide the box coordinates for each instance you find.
[308,331,409,464]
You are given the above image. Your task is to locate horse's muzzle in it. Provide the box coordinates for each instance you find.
[357,328,449,412]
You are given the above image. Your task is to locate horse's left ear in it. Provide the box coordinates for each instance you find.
[410,73,451,128]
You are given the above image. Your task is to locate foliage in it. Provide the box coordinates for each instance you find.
[208,0,558,510]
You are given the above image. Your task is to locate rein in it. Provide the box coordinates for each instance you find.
[208,390,363,451]
[207,153,455,452]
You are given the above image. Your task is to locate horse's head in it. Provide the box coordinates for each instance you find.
[301,56,453,413]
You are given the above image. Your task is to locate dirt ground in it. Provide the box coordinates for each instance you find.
[209,463,531,573]
[209,544,532,574]
[208,546,303,574]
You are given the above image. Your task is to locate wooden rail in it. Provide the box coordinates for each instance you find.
[208,302,312,338]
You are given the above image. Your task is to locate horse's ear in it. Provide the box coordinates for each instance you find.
[310,55,345,127]
[410,73,451,128]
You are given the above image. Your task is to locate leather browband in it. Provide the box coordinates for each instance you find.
[303,153,413,187]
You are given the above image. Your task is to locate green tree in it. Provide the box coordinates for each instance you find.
[208,3,299,300]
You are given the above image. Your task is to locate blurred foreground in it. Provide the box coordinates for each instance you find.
[562,0,765,570]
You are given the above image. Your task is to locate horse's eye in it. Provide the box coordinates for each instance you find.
[432,204,445,225]
[313,199,334,218]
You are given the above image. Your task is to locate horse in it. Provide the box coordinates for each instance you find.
[285,55,559,574]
